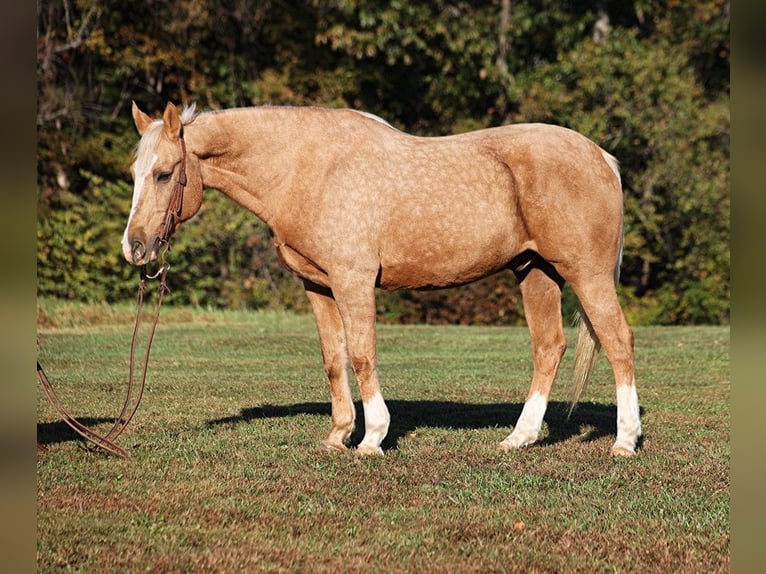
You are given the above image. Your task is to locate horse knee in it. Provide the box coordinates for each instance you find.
[349,355,375,382]
[323,352,347,382]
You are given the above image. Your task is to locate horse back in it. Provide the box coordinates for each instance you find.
[270,114,622,289]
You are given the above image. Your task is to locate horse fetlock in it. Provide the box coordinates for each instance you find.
[614,384,641,457]
[357,423,388,455]
[323,423,354,449]
[501,391,547,451]
[360,391,389,443]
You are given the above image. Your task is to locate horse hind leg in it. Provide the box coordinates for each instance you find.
[570,274,641,456]
[304,282,356,451]
[500,266,567,451]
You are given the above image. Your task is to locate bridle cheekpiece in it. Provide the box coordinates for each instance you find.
[159,130,187,245]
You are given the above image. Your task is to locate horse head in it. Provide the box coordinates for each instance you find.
[122,101,204,265]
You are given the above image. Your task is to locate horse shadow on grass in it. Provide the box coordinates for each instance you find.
[207,400,643,451]
[37,418,117,449]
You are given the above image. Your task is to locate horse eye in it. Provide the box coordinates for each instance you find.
[156,171,172,184]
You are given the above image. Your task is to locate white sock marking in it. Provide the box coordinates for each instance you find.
[501,391,548,449]
[358,391,390,453]
[614,384,641,452]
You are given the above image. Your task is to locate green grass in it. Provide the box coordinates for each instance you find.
[37,300,729,573]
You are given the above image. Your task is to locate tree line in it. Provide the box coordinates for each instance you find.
[37,0,729,325]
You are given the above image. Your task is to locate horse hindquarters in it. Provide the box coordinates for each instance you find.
[500,138,640,455]
[567,151,641,455]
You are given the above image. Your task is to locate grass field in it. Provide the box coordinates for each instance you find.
[36,300,729,573]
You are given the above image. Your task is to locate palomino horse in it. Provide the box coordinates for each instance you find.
[123,102,641,457]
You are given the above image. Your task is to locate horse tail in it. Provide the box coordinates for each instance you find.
[568,148,623,417]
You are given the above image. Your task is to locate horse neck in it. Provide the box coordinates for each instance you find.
[186,108,310,224]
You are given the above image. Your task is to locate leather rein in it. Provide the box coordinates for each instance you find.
[37,133,188,457]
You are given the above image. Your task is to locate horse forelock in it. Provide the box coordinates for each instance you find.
[133,124,162,174]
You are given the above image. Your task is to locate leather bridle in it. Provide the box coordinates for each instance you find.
[37,134,189,457]
[159,131,187,245]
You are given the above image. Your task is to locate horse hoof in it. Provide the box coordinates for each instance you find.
[320,441,348,453]
[356,444,384,456]
[498,438,530,452]
[610,445,636,457]
[498,432,536,452]
[498,440,518,452]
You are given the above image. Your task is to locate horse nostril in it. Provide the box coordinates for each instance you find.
[131,240,146,263]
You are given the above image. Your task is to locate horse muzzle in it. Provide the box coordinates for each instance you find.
[127,235,160,266]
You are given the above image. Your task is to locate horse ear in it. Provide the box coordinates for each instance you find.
[162,102,182,140]
[131,101,154,135]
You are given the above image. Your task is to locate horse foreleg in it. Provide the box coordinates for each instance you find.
[333,281,389,455]
[500,268,566,451]
[304,283,355,452]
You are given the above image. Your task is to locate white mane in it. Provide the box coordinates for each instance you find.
[180,103,199,125]
[351,109,397,130]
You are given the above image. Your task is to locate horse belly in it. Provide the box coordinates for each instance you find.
[378,259,508,291]
[377,220,519,290]
[376,179,524,288]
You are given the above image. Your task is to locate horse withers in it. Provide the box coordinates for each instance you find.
[123,101,641,457]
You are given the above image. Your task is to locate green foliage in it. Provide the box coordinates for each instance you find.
[37,171,135,302]
[313,0,505,132]
[37,0,729,324]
